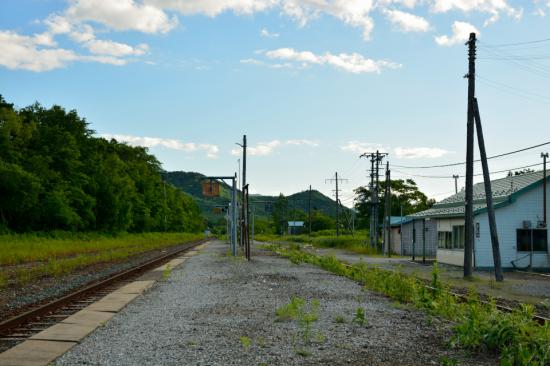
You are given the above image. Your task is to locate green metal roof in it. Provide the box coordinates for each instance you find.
[409,170,547,219]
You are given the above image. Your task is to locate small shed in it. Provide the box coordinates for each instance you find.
[387,216,413,255]
[288,221,305,235]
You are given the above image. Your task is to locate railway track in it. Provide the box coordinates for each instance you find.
[0,238,208,353]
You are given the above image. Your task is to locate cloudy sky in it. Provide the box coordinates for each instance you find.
[2,0,550,205]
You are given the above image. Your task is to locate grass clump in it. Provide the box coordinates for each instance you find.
[275,296,320,355]
[239,336,252,350]
[266,243,550,366]
[353,307,367,326]
[334,314,346,323]
[162,264,172,280]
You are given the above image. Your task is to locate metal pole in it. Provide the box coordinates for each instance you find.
[542,152,548,226]
[308,185,312,237]
[231,174,237,256]
[336,172,340,237]
[386,162,391,258]
[375,151,380,247]
[370,156,375,247]
[252,206,255,245]
[242,135,247,251]
[163,180,167,232]
[400,205,403,256]
[413,219,417,261]
[464,32,476,278]
[473,98,503,281]
[422,218,426,264]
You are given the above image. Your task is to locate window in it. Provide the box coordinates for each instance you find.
[452,225,465,249]
[438,231,452,249]
[517,229,548,252]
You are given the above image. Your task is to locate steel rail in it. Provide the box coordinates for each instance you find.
[0,239,208,334]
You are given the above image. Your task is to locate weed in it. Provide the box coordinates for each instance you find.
[314,331,326,343]
[275,297,305,322]
[162,264,172,280]
[239,336,251,350]
[186,340,197,347]
[16,267,32,285]
[353,307,367,326]
[333,314,346,323]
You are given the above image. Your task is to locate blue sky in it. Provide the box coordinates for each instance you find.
[2,1,550,206]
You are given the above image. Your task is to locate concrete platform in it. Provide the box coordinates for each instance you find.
[61,309,116,326]
[30,322,98,342]
[153,258,187,272]
[0,340,76,366]
[86,292,140,312]
[115,280,155,294]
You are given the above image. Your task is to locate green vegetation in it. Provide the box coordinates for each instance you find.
[353,307,367,326]
[0,96,204,233]
[256,232,381,256]
[275,296,320,356]
[0,232,202,287]
[266,244,550,366]
[162,264,172,280]
[333,314,346,323]
[239,336,251,350]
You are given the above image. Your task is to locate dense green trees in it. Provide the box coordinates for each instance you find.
[354,179,435,228]
[0,96,204,233]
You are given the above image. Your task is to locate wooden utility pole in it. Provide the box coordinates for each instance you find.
[384,162,391,257]
[453,175,459,194]
[464,32,476,278]
[473,99,503,281]
[542,153,548,226]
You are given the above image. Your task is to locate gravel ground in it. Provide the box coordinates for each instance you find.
[55,241,497,366]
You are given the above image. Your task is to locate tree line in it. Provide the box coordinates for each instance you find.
[0,96,204,233]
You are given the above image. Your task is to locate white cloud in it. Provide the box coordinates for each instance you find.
[231,139,319,156]
[435,21,479,46]
[394,146,450,159]
[340,141,388,155]
[260,27,280,38]
[66,0,178,34]
[0,30,76,72]
[101,134,219,158]
[45,14,73,34]
[431,0,521,26]
[286,139,319,147]
[264,47,401,74]
[148,0,376,40]
[84,39,149,57]
[382,9,430,32]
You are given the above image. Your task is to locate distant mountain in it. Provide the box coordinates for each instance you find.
[162,171,350,224]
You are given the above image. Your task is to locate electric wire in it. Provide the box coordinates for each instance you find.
[391,141,550,169]
[392,162,543,180]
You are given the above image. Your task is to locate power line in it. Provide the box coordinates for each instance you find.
[392,162,543,179]
[481,38,550,48]
[392,141,550,169]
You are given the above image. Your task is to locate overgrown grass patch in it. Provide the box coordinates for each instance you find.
[0,232,202,286]
[265,243,550,366]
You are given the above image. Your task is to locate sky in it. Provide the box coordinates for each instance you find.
[1,0,550,207]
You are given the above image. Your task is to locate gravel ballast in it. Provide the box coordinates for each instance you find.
[55,240,496,365]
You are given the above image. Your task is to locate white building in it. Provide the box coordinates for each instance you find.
[408,171,549,270]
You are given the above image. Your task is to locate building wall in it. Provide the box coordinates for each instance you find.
[435,217,465,266]
[401,219,437,257]
[475,181,550,270]
[390,227,401,254]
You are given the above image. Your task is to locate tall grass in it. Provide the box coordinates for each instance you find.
[255,232,381,256]
[266,244,550,366]
[0,232,203,288]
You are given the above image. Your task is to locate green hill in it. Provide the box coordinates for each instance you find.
[162,171,350,226]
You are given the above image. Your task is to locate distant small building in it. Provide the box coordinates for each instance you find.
[387,216,412,255]
[288,221,305,235]
[400,217,438,258]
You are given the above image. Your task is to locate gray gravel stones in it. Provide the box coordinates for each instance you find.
[55,241,496,366]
